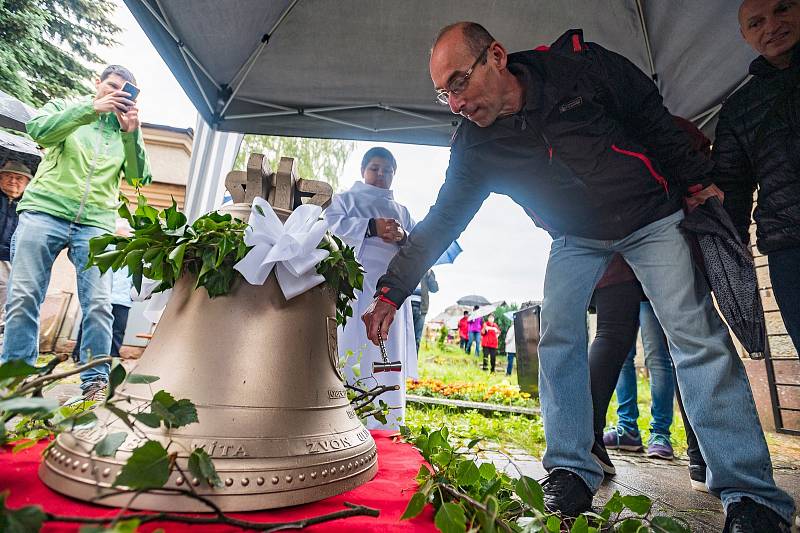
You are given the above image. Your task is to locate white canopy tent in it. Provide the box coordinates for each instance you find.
[122,0,757,212]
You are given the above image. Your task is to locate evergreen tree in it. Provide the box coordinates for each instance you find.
[0,0,119,106]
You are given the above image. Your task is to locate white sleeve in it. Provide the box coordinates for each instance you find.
[324,194,371,254]
[401,205,416,233]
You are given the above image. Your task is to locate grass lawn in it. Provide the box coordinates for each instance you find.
[405,340,689,458]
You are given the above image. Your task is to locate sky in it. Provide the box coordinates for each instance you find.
[97,2,552,318]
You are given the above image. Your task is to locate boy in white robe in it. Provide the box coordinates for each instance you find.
[325,147,417,430]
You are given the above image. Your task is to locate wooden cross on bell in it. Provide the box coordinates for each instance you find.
[224,153,333,212]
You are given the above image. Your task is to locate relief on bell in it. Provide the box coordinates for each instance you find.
[327,316,344,381]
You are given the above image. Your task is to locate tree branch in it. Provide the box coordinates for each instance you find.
[10,357,114,398]
[439,483,514,533]
[351,384,399,410]
[44,502,379,531]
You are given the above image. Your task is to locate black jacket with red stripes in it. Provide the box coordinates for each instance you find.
[375,29,714,306]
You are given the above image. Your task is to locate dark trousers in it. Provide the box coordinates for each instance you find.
[769,246,800,356]
[73,304,130,360]
[482,346,497,371]
[459,337,469,352]
[588,281,705,467]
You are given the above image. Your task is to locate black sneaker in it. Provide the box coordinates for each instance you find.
[723,497,790,533]
[591,440,616,476]
[688,463,708,493]
[542,469,593,517]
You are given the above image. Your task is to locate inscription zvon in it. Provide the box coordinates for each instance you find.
[328,389,347,399]
[306,436,354,453]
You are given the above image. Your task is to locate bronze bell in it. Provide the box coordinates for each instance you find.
[39,155,378,511]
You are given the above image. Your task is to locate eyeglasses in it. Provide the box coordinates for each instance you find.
[435,44,491,105]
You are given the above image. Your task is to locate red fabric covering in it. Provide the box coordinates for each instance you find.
[0,430,436,532]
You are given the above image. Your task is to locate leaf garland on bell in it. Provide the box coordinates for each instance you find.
[88,195,364,326]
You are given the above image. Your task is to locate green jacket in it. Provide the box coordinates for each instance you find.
[20,97,152,231]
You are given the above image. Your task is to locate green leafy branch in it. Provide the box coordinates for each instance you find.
[88,195,363,326]
[398,426,693,533]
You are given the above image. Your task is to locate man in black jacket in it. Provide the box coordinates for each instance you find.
[711,0,800,357]
[362,22,795,528]
[0,160,32,336]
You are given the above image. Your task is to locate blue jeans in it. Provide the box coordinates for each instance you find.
[768,246,800,356]
[615,301,675,438]
[466,331,481,357]
[1,211,112,390]
[506,352,515,375]
[539,210,794,521]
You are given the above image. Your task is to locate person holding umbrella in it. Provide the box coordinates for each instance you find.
[0,160,33,337]
[701,0,800,357]
[481,313,500,372]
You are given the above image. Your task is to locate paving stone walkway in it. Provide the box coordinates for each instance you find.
[476,443,800,532]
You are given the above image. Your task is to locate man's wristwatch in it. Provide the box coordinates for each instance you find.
[366,218,378,237]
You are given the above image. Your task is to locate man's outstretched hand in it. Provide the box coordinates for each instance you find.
[362,297,397,346]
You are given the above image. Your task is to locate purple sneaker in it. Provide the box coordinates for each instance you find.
[646,434,674,460]
[602,427,643,452]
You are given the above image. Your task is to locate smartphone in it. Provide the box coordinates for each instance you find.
[121,81,140,101]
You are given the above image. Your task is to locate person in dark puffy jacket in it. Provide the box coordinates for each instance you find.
[0,161,32,335]
[711,0,800,356]
[362,21,795,527]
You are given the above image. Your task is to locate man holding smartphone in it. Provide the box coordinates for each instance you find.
[1,64,152,402]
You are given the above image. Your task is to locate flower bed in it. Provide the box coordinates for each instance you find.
[406,378,537,408]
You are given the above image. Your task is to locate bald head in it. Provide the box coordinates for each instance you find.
[432,22,495,58]
[429,22,523,127]
[738,0,800,68]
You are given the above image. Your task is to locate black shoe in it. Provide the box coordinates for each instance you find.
[723,497,790,533]
[542,469,593,517]
[688,463,708,493]
[591,440,616,476]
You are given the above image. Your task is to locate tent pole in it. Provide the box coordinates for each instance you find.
[219,0,301,119]
[235,96,295,112]
[225,110,299,121]
[690,75,752,127]
[635,0,658,83]
[144,0,218,115]
[147,0,220,90]
[303,112,377,132]
[377,123,455,132]
[380,104,444,123]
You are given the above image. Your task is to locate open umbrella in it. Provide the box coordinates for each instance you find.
[0,130,42,175]
[434,240,462,266]
[469,302,502,320]
[0,89,36,132]
[680,197,766,359]
[457,294,490,307]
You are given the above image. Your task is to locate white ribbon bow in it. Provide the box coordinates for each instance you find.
[131,278,172,324]
[234,197,330,300]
